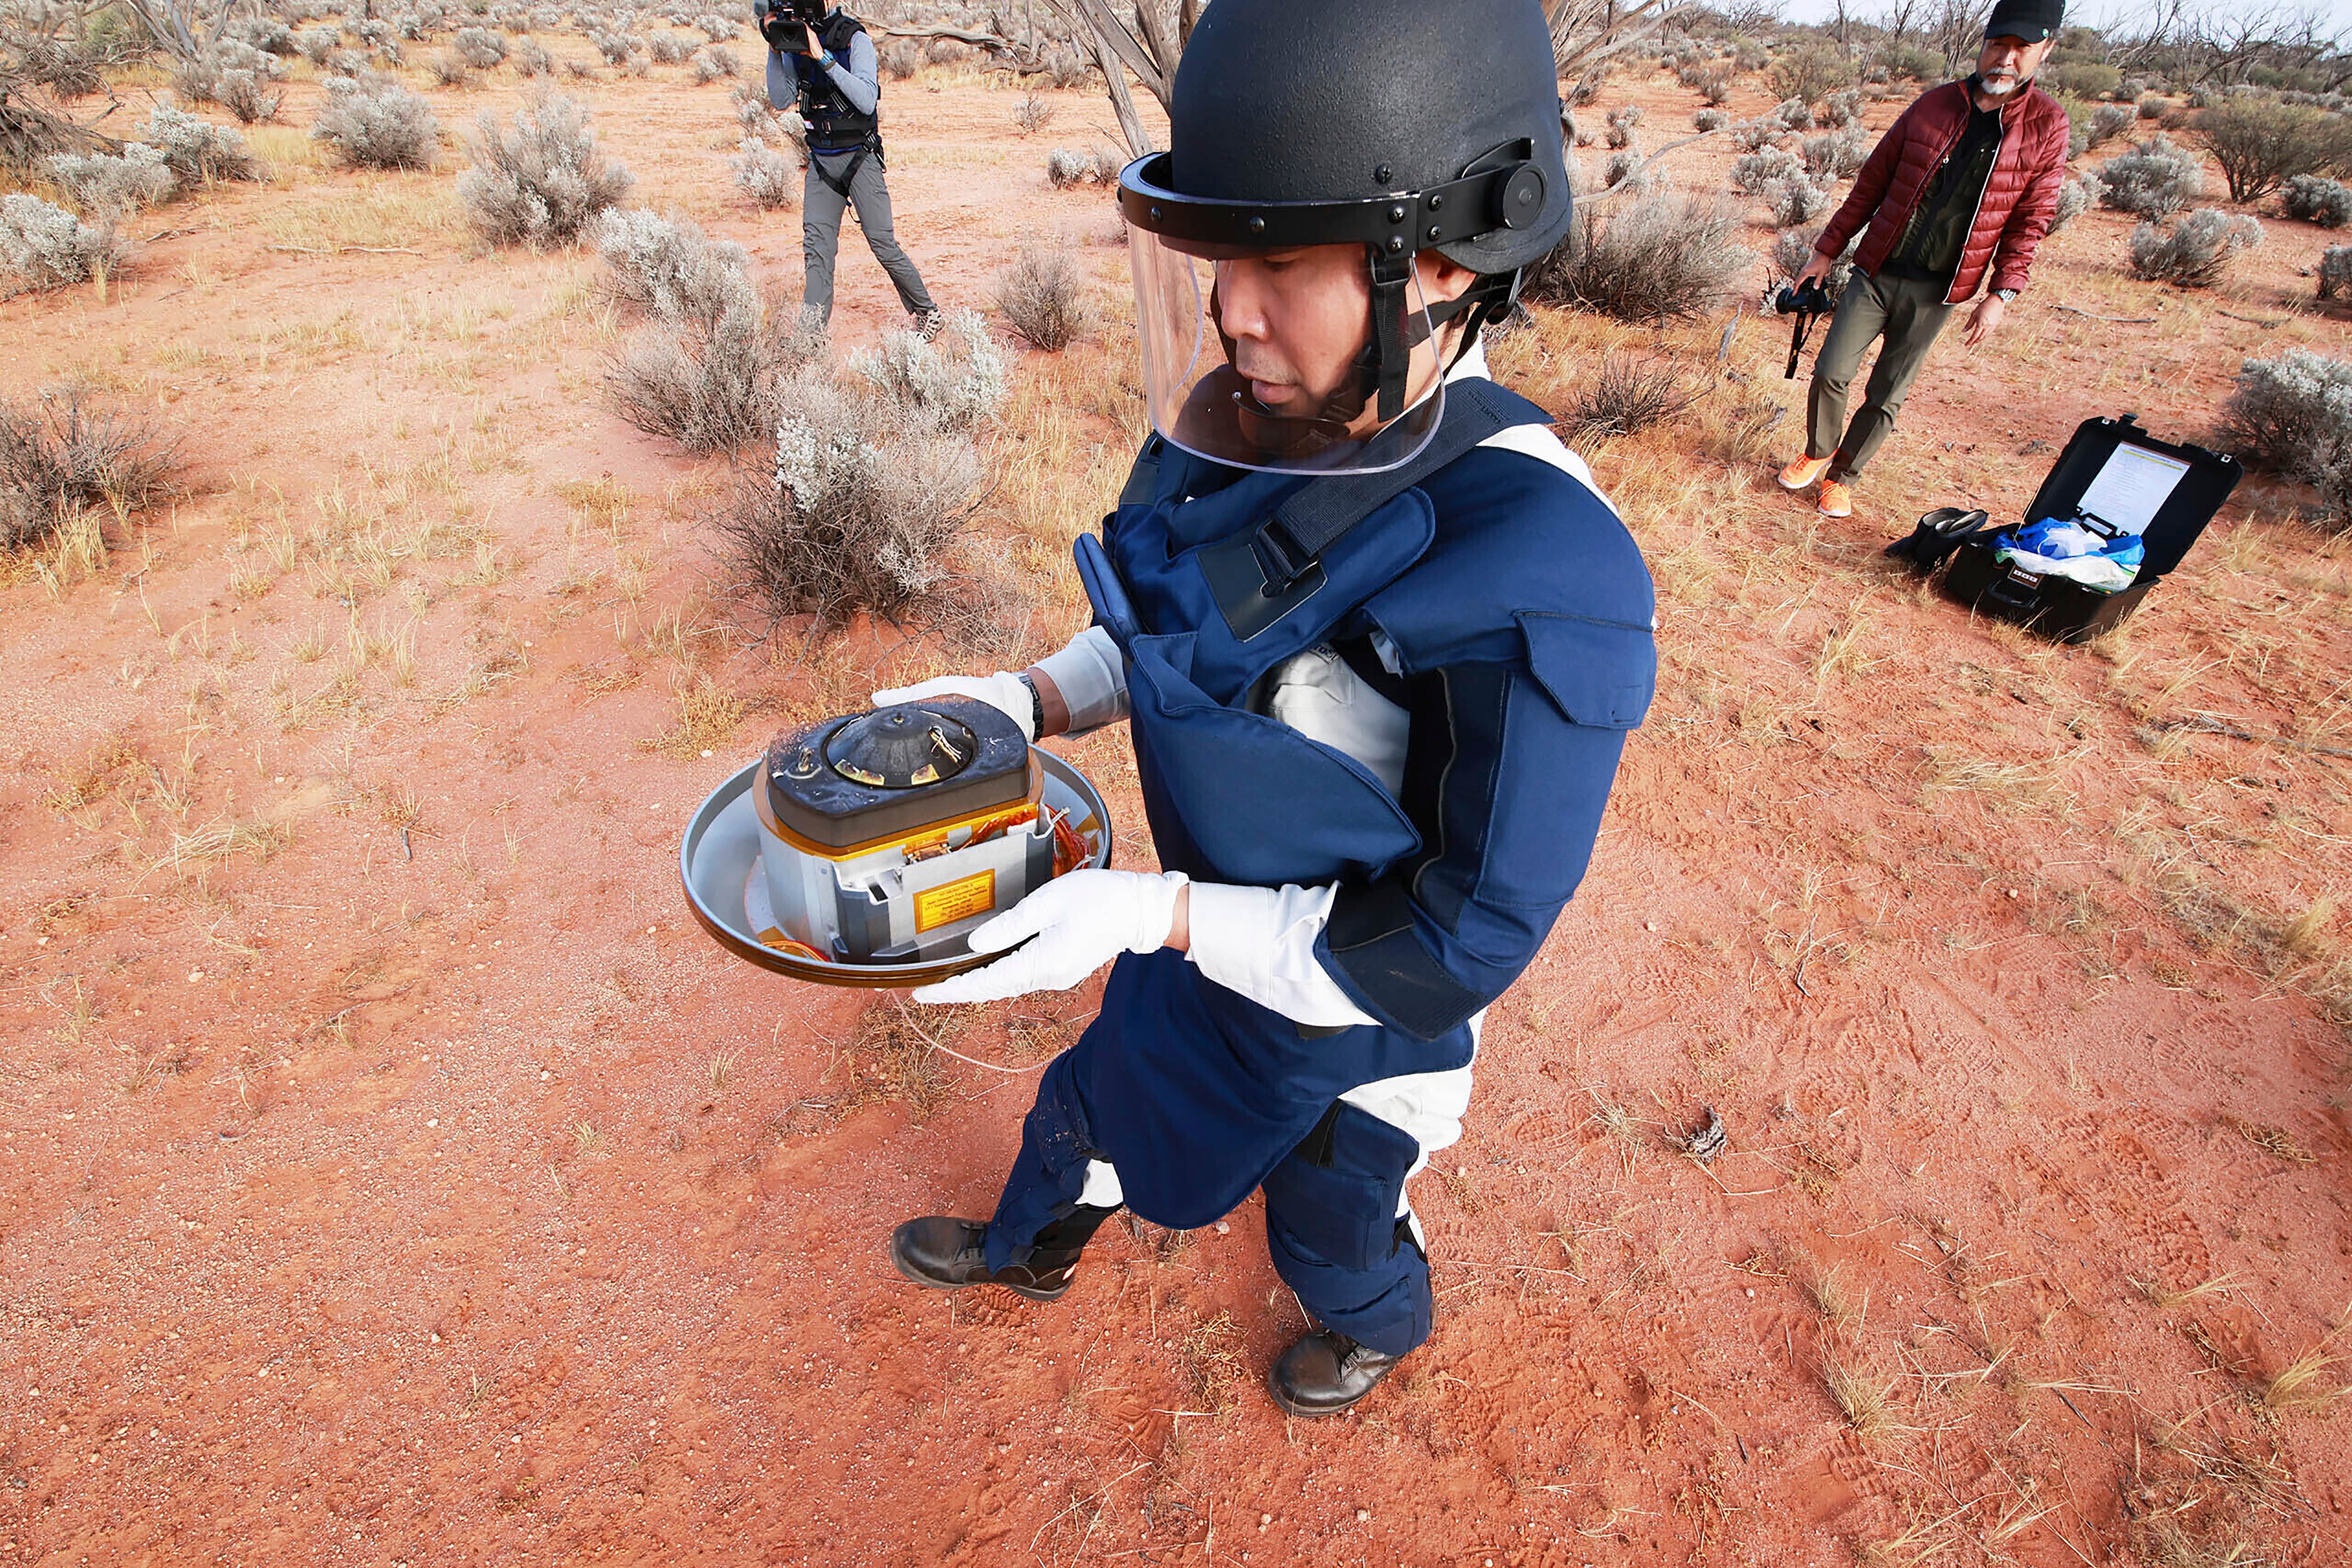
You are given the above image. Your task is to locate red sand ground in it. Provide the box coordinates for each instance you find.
[2,51,2349,1568]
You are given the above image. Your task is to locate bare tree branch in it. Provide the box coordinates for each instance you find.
[1580,125,1728,203]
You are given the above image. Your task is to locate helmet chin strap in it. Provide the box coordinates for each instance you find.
[1367,246,1415,422]
[1202,257,1521,458]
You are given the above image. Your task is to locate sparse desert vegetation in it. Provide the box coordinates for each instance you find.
[2,4,2350,1566]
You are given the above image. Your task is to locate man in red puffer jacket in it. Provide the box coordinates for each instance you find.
[1777,0,2072,521]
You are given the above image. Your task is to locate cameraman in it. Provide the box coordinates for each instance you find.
[760,2,942,340]
[1777,0,2070,520]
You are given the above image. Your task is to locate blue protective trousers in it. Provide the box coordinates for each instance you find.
[986,1048,1435,1358]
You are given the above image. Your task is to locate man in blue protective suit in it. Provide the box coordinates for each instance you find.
[873,0,1656,1417]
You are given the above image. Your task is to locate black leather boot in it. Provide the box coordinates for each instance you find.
[888,1206,1114,1303]
[1267,1330,1405,1417]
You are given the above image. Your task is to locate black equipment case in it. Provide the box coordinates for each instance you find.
[1941,413,2241,644]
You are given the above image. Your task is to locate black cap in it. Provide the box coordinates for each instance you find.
[1984,0,2063,42]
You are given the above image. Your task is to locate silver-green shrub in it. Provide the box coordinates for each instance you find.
[1521,191,1751,323]
[608,293,806,455]
[594,208,753,325]
[1732,146,1803,194]
[2284,174,2352,228]
[1802,125,1866,180]
[142,105,261,182]
[731,137,798,208]
[2220,349,2352,528]
[453,25,508,66]
[45,145,176,217]
[0,196,123,295]
[457,92,633,247]
[312,75,439,169]
[2128,207,2261,286]
[1760,173,1832,226]
[0,391,179,551]
[717,362,986,625]
[2098,135,2203,219]
[851,310,1009,434]
[2046,172,2094,234]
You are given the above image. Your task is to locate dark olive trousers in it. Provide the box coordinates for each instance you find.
[1806,268,1958,481]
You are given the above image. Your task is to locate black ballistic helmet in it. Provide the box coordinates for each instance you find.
[1117,0,1573,471]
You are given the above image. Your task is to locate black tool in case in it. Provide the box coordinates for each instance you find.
[1940,413,2241,644]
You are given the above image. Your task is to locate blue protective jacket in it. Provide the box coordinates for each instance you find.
[1056,378,1656,1230]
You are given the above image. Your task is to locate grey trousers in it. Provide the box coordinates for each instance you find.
[801,146,936,326]
[1806,268,1957,480]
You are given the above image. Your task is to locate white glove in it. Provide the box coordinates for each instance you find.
[913,868,1189,1005]
[871,673,1035,741]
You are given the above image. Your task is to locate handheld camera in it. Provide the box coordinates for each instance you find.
[760,0,824,55]
[1773,277,1835,379]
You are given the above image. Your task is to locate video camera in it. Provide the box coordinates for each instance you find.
[760,0,824,54]
[1772,277,1835,379]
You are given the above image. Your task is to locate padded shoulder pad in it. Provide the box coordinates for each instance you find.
[1515,610,1655,730]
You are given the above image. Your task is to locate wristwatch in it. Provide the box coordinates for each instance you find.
[1015,671,1045,739]
[1992,288,2018,303]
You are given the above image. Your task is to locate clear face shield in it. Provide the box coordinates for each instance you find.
[1127,227,1448,476]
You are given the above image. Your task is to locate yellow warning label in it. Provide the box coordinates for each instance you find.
[914,868,997,934]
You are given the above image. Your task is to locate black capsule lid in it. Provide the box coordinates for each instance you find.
[762,699,1033,851]
[825,707,979,789]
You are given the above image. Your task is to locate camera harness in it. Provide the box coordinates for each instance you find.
[783,7,880,196]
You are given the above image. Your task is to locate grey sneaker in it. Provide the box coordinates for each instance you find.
[912,308,945,341]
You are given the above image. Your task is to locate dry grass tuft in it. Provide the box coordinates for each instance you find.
[42,736,140,812]
[1804,1263,1866,1334]
[831,997,984,1124]
[1920,746,2067,811]
[1565,354,1701,439]
[1820,1347,1897,1438]
[993,239,1095,351]
[649,672,747,757]
[2131,1270,2246,1309]
[2261,1333,2347,1414]
[2281,895,2336,963]
[166,817,290,867]
[2223,1115,2316,1164]
[2130,1519,2262,1568]
[1181,1311,1246,1417]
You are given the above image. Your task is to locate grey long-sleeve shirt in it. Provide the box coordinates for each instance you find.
[764,14,879,136]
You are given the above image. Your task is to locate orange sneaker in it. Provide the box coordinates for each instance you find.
[1778,455,1831,491]
[1817,479,1853,518]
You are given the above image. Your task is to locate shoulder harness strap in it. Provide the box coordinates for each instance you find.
[1256,377,1549,589]
[1197,377,1550,643]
